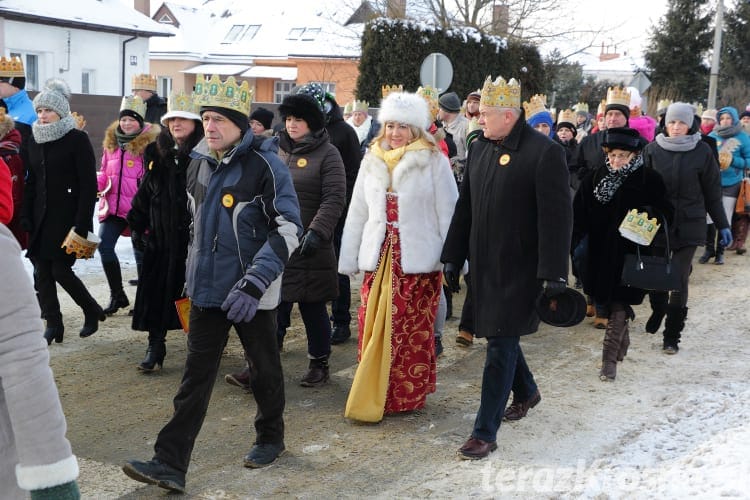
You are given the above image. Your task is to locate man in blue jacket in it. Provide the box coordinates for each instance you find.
[122,75,302,494]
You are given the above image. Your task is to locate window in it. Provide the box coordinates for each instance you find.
[287,28,305,40]
[311,81,336,95]
[158,13,173,24]
[301,28,320,41]
[81,70,94,94]
[223,24,260,44]
[158,76,172,97]
[274,81,295,104]
[10,52,38,91]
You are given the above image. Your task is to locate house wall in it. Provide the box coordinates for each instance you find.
[294,58,359,104]
[149,59,198,93]
[1,19,151,95]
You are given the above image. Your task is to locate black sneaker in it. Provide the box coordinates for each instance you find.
[663,341,679,355]
[330,324,351,345]
[122,459,185,493]
[243,442,286,468]
[435,337,444,357]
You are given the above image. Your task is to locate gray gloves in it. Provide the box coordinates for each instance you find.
[221,274,267,323]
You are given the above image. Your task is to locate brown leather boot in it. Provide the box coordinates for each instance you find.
[300,357,329,387]
[600,307,627,381]
[735,216,748,255]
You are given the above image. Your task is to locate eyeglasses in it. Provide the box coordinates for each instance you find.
[606,152,633,161]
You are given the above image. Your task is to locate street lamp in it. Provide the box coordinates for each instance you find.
[707,0,724,109]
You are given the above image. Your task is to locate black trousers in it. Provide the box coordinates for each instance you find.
[33,255,98,321]
[648,245,696,308]
[330,217,351,326]
[154,306,284,473]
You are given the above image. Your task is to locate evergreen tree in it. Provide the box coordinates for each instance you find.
[643,0,713,102]
[543,49,584,109]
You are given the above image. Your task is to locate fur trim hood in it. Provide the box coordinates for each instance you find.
[102,120,160,154]
[0,113,15,139]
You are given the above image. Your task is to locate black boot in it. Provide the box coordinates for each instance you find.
[44,314,65,345]
[443,284,453,320]
[102,261,129,315]
[330,324,351,345]
[714,244,725,265]
[80,305,106,338]
[138,331,166,372]
[663,305,687,354]
[645,292,668,334]
[699,225,716,264]
[300,356,329,387]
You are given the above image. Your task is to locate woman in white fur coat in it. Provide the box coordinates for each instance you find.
[339,92,458,423]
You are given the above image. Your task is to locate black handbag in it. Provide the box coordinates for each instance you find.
[621,213,681,291]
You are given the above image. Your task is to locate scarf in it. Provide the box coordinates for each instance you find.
[115,127,141,148]
[370,139,432,172]
[593,153,644,204]
[31,115,76,144]
[654,132,702,152]
[347,115,372,145]
[714,122,743,139]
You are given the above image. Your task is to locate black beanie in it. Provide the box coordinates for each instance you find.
[604,103,630,122]
[119,109,145,128]
[201,106,249,135]
[250,107,274,130]
[278,94,326,132]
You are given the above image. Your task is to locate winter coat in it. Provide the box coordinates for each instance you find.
[0,119,26,248]
[340,144,458,276]
[277,129,346,302]
[573,163,672,306]
[643,139,728,248]
[127,140,193,332]
[144,93,168,125]
[709,107,750,187]
[0,224,78,499]
[185,133,302,309]
[325,104,361,205]
[23,129,97,260]
[97,121,160,222]
[441,113,572,338]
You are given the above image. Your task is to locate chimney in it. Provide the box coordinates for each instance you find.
[491,4,509,37]
[134,0,151,17]
[386,0,406,19]
[599,43,620,62]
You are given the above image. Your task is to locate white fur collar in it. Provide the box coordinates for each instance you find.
[361,146,436,190]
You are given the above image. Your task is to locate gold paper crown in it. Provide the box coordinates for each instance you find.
[522,94,548,119]
[194,74,253,116]
[168,89,199,115]
[416,86,440,119]
[657,99,672,113]
[61,228,99,259]
[619,209,661,246]
[120,95,147,120]
[381,84,403,99]
[352,99,369,113]
[573,102,588,113]
[480,76,521,108]
[0,108,6,123]
[132,73,157,92]
[693,102,704,118]
[0,56,24,78]
[557,109,577,125]
[606,86,631,108]
[597,99,606,116]
[343,101,353,114]
[71,111,86,130]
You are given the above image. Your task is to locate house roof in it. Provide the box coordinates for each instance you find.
[149,0,362,63]
[0,0,174,37]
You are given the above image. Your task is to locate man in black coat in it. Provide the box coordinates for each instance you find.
[441,77,572,460]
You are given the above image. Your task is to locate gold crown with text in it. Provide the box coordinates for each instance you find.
[606,86,631,108]
[352,100,369,113]
[132,74,157,92]
[480,76,521,108]
[381,84,403,99]
[573,102,588,113]
[120,95,147,119]
[0,56,25,78]
[194,74,253,116]
[168,89,199,115]
[522,94,547,119]
[557,109,576,125]
[619,209,660,246]
[416,86,440,119]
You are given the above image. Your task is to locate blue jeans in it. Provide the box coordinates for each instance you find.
[97,215,143,268]
[277,300,332,359]
[472,336,538,442]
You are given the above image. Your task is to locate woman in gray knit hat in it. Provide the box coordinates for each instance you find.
[21,78,105,344]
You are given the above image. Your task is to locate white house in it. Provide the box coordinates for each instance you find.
[0,0,173,95]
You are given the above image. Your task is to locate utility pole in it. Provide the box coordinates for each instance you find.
[707,0,724,109]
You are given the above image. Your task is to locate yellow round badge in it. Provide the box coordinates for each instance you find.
[499,154,511,166]
[126,159,135,168]
[222,194,234,208]
[297,158,308,168]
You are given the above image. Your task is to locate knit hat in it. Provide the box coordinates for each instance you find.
[32,78,71,118]
[740,110,750,120]
[249,107,274,130]
[279,93,326,132]
[378,92,431,130]
[527,110,555,137]
[200,106,249,135]
[665,102,695,126]
[438,92,461,113]
[602,127,646,152]
[701,109,717,122]
[466,90,481,103]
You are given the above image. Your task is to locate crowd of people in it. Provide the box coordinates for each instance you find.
[2,51,750,495]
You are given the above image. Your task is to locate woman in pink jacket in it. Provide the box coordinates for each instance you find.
[97,96,159,315]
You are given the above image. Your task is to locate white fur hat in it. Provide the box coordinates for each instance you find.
[377,92,431,130]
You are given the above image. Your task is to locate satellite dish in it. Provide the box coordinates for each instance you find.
[419,53,453,92]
